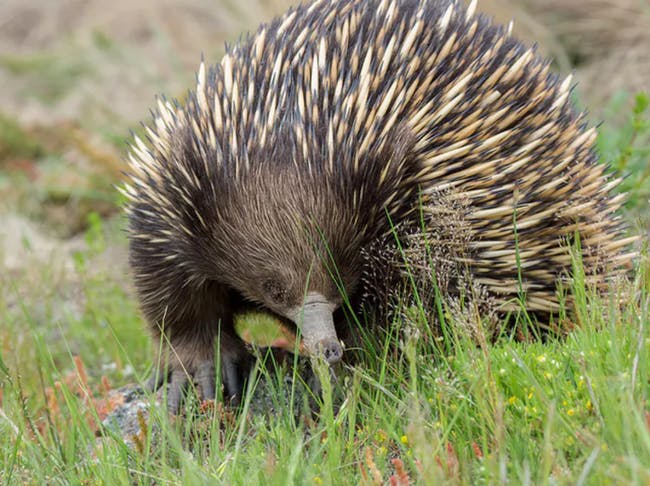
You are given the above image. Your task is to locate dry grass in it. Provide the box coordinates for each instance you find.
[521,0,650,106]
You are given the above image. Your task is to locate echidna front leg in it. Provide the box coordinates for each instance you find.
[144,283,252,413]
[147,321,252,413]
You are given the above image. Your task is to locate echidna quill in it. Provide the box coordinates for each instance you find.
[122,0,636,412]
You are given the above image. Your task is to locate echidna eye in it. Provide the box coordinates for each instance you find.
[262,279,287,305]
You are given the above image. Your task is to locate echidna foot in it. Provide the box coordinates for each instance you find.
[157,351,255,413]
[144,366,193,414]
[167,369,190,414]
[195,360,216,401]
[145,368,166,393]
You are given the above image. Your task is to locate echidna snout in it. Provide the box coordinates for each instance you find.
[286,293,343,364]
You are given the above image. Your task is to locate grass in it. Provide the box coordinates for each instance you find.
[0,93,649,484]
[1,255,649,484]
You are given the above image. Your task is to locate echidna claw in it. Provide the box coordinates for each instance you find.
[145,368,167,392]
[195,360,216,401]
[222,353,254,406]
[221,360,238,404]
[166,369,190,414]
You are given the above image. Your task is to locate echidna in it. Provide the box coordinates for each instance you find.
[122,0,636,412]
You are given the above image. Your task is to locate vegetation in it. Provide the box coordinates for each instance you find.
[1,95,649,484]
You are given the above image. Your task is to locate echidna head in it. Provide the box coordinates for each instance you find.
[231,240,347,364]
[210,168,367,363]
